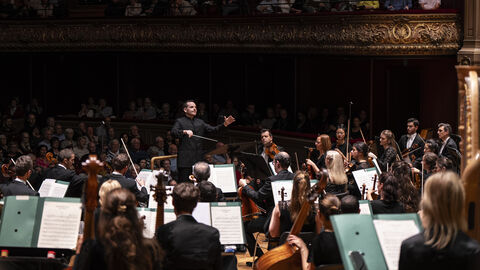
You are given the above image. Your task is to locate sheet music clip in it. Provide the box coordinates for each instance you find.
[349,251,368,270]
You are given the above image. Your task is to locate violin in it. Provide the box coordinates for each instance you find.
[402,143,420,159]
[265,143,280,160]
[255,170,328,270]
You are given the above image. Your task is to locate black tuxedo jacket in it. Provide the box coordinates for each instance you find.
[44,164,86,198]
[100,173,148,203]
[156,215,222,270]
[1,180,39,196]
[439,137,459,162]
[398,133,425,160]
[242,169,294,213]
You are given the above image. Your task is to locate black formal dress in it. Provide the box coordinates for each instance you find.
[399,231,480,270]
[171,116,225,183]
[44,164,86,198]
[308,231,342,266]
[278,203,316,236]
[315,153,326,171]
[100,173,149,204]
[156,215,222,270]
[377,146,397,172]
[398,133,425,161]
[1,179,39,196]
[370,200,404,214]
[331,142,350,158]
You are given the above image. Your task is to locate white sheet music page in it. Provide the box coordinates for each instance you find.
[352,168,379,194]
[211,165,237,193]
[49,181,69,198]
[37,201,82,249]
[210,203,244,245]
[192,202,212,226]
[137,208,156,239]
[38,179,55,197]
[373,219,420,270]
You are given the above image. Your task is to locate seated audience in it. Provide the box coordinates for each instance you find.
[419,0,440,10]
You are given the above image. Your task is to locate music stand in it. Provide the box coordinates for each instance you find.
[235,152,272,180]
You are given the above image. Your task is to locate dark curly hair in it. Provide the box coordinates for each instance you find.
[98,188,163,270]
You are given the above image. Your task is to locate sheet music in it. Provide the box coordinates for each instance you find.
[192,202,212,226]
[137,208,156,239]
[352,168,379,194]
[37,201,82,249]
[268,162,293,175]
[210,203,245,245]
[208,165,237,193]
[271,180,317,206]
[164,209,176,224]
[38,179,69,198]
[137,170,156,192]
[373,219,420,270]
[359,200,371,215]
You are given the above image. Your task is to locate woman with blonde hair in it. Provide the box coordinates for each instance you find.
[324,150,348,194]
[306,134,331,173]
[268,171,315,238]
[399,172,480,269]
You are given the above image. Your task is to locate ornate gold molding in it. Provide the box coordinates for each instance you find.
[0,13,461,55]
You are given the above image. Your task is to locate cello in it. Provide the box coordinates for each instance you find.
[238,164,264,222]
[255,170,328,270]
[151,169,170,230]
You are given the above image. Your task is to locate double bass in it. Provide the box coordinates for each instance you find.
[255,171,328,270]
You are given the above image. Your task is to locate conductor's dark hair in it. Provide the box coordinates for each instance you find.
[407,118,419,127]
[193,161,211,182]
[353,142,368,158]
[198,181,217,202]
[183,100,195,109]
[438,123,452,135]
[274,151,290,169]
[172,182,200,214]
[260,128,272,137]
[340,195,359,214]
[112,153,130,171]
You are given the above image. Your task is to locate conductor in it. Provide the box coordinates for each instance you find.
[172,100,235,183]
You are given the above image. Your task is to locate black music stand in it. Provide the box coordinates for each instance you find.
[235,152,272,180]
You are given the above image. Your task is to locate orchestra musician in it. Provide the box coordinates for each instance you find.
[192,161,225,202]
[268,171,316,238]
[258,129,284,163]
[305,134,331,172]
[43,149,86,198]
[74,188,163,270]
[286,195,342,269]
[331,125,350,158]
[156,182,222,270]
[412,139,439,170]
[350,142,370,171]
[0,155,38,196]
[376,130,398,171]
[398,118,425,163]
[437,123,460,170]
[100,153,148,204]
[324,150,348,195]
[171,100,235,183]
[367,172,404,214]
[238,151,294,261]
[399,172,480,270]
[391,161,420,213]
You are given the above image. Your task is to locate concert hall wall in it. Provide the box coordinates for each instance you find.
[0,53,457,138]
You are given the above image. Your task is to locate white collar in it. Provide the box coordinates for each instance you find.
[112,171,122,175]
[58,164,67,170]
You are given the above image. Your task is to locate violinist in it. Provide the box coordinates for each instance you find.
[268,171,316,238]
[331,125,350,158]
[238,151,294,261]
[350,142,370,171]
[305,134,331,173]
[1,155,38,196]
[367,172,404,214]
[324,150,348,195]
[398,118,425,163]
[412,139,439,170]
[44,149,86,198]
[412,152,438,183]
[258,129,284,163]
[375,130,398,171]
[287,195,342,269]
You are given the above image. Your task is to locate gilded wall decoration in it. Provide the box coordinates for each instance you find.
[0,13,461,55]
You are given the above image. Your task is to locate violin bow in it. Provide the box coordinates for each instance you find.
[346,101,353,162]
